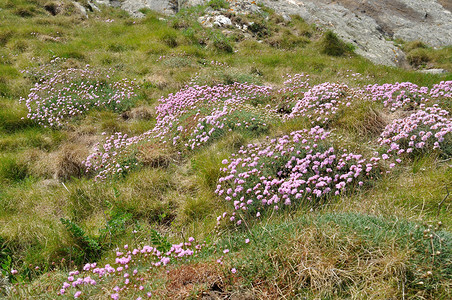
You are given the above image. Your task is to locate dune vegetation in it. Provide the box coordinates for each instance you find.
[0,0,451,299]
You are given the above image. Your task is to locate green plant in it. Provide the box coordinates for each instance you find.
[207,0,230,10]
[407,48,431,67]
[97,209,133,247]
[210,33,233,53]
[149,229,172,253]
[60,218,101,264]
[0,155,28,183]
[248,20,270,38]
[319,30,353,56]
[0,237,13,281]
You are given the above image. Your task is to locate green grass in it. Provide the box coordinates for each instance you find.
[209,212,452,298]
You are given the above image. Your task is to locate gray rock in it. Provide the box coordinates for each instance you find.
[419,68,448,74]
[87,0,101,11]
[72,1,88,18]
[282,13,291,22]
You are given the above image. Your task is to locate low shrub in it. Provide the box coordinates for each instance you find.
[207,0,230,10]
[0,155,28,183]
[407,48,431,67]
[210,33,233,53]
[319,30,353,57]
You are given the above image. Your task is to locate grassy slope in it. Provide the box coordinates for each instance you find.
[0,0,451,298]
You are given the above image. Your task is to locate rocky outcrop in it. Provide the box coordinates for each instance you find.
[259,0,452,66]
[94,0,452,67]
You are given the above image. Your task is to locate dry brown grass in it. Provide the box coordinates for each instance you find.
[52,143,89,180]
[161,264,225,299]
[137,141,177,168]
[121,105,155,121]
[23,148,54,178]
[145,74,170,90]
[242,224,409,299]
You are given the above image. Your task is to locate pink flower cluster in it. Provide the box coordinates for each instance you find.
[58,239,204,298]
[20,63,137,127]
[84,132,148,181]
[215,126,381,224]
[429,81,452,99]
[285,82,353,124]
[365,82,431,111]
[84,76,451,181]
[85,82,276,180]
[279,73,311,98]
[379,105,452,155]
[153,83,274,149]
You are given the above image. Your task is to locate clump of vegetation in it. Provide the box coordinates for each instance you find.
[266,29,310,50]
[20,58,138,128]
[207,0,230,10]
[407,48,431,67]
[319,30,354,56]
[210,32,233,53]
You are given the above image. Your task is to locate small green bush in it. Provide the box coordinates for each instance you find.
[160,31,179,48]
[60,218,101,265]
[210,33,233,53]
[208,0,230,10]
[407,48,431,67]
[248,20,270,38]
[319,30,353,56]
[0,156,28,183]
[403,40,428,53]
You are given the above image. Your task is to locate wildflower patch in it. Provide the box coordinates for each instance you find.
[215,127,383,225]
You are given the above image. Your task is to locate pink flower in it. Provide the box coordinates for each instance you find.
[74,291,82,298]
[231,268,237,274]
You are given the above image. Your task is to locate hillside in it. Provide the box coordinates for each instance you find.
[0,0,451,299]
[95,0,452,67]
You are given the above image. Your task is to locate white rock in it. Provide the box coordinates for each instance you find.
[214,15,232,27]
